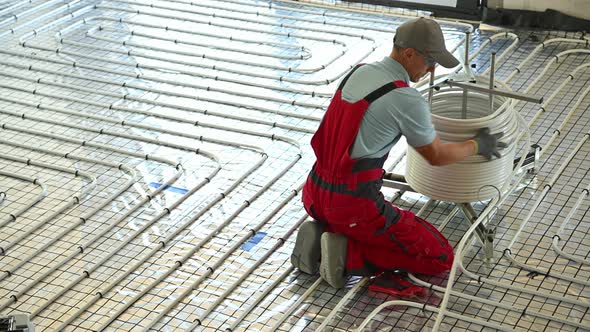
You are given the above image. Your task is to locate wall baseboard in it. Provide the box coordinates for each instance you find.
[341,1,590,31]
[482,8,589,31]
[341,0,481,20]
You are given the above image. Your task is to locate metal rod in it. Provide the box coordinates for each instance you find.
[464,32,471,69]
[489,52,496,112]
[462,32,470,119]
[462,86,469,119]
[457,203,488,251]
[382,179,413,192]
[445,80,544,104]
[428,71,435,105]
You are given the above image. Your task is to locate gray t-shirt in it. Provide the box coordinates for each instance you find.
[342,57,436,159]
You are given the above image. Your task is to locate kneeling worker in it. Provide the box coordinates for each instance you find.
[291,17,505,291]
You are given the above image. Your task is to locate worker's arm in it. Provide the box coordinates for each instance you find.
[413,135,476,166]
[414,128,507,166]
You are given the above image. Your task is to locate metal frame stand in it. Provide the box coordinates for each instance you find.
[383,142,541,261]
[382,174,497,259]
[382,51,544,260]
[0,314,35,332]
[382,173,495,258]
[457,202,495,259]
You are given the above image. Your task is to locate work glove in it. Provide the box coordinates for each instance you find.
[473,127,507,160]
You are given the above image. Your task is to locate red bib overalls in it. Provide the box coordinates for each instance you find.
[302,65,453,276]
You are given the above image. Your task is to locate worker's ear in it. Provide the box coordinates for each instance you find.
[403,47,416,61]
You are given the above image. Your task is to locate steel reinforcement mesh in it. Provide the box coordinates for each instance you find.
[0,1,588,331]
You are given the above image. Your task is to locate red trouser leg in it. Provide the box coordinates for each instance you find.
[346,238,453,275]
[304,179,453,276]
[336,204,454,276]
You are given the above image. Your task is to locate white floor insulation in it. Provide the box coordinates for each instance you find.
[0,0,588,331]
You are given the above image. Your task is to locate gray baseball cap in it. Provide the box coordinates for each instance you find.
[393,17,460,68]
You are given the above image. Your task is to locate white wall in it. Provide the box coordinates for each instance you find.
[488,0,590,20]
[399,0,457,6]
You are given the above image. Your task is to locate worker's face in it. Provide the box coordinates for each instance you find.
[404,48,436,82]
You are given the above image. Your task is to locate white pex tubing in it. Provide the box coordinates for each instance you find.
[406,76,519,203]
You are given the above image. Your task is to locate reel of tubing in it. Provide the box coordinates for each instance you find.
[406,76,518,203]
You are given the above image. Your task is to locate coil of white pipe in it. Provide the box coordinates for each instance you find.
[406,76,519,203]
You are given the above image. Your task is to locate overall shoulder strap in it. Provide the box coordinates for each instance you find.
[337,64,365,91]
[364,80,409,103]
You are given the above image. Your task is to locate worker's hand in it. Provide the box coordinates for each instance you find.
[473,127,507,160]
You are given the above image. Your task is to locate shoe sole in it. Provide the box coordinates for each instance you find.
[319,233,347,289]
[290,221,323,274]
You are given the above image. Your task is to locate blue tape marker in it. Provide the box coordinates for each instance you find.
[242,232,267,251]
[148,182,189,195]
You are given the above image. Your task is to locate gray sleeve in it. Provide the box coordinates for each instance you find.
[394,94,436,147]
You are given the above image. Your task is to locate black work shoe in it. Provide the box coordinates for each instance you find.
[319,232,347,289]
[290,220,324,274]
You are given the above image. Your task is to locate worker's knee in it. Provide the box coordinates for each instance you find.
[412,241,454,275]
[429,243,454,274]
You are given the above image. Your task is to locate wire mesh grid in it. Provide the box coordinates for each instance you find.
[0,0,588,331]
